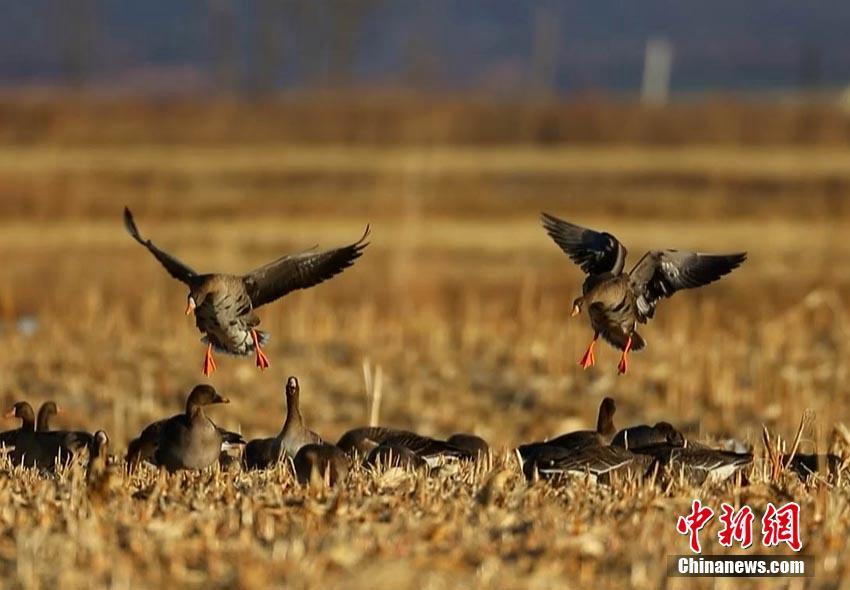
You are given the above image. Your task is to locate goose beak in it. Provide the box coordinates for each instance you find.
[185,297,196,316]
[570,304,580,317]
[3,409,14,418]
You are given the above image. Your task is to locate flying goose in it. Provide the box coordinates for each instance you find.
[541,213,746,373]
[124,207,369,376]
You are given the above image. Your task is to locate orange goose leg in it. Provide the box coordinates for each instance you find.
[617,336,633,375]
[578,332,599,369]
[252,329,270,371]
[203,343,217,377]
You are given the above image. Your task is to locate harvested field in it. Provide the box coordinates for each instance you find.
[0,105,847,588]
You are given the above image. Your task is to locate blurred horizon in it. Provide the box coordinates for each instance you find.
[3,0,850,98]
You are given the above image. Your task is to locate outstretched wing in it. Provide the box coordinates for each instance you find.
[123,207,198,284]
[629,250,746,321]
[243,226,370,308]
[540,213,627,275]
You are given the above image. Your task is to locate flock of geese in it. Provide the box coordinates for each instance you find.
[1,381,836,488]
[2,208,799,490]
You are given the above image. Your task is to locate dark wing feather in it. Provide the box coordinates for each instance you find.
[123,207,198,284]
[381,432,472,459]
[531,445,638,477]
[216,427,246,446]
[243,226,370,308]
[629,250,746,321]
[540,213,627,275]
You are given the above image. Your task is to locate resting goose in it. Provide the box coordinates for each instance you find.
[446,434,490,460]
[337,427,472,466]
[647,446,753,485]
[364,444,429,471]
[37,401,59,431]
[292,443,350,486]
[517,397,616,461]
[611,421,685,451]
[523,444,650,483]
[3,402,90,469]
[126,385,245,472]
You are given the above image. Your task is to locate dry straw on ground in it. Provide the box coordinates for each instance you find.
[0,100,849,588]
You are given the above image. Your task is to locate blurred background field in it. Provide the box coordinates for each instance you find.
[2,2,850,588]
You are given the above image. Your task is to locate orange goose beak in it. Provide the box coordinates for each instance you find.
[570,304,581,317]
[185,298,196,316]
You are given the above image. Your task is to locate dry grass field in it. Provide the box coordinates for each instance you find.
[0,100,849,588]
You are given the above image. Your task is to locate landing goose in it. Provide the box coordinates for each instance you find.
[124,207,369,375]
[541,213,745,373]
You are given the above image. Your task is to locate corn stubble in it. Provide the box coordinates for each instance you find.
[0,113,849,588]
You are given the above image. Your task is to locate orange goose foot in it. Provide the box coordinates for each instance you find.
[203,343,218,377]
[252,330,270,371]
[617,336,633,375]
[578,333,599,369]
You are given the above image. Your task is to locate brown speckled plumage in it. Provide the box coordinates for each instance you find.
[126,385,245,472]
[541,212,746,374]
[124,207,369,375]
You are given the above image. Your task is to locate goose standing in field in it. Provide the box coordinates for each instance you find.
[243,376,324,470]
[540,213,746,374]
[126,385,245,472]
[123,207,369,376]
[517,397,617,461]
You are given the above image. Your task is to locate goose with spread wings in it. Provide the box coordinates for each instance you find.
[541,213,745,374]
[124,207,369,376]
